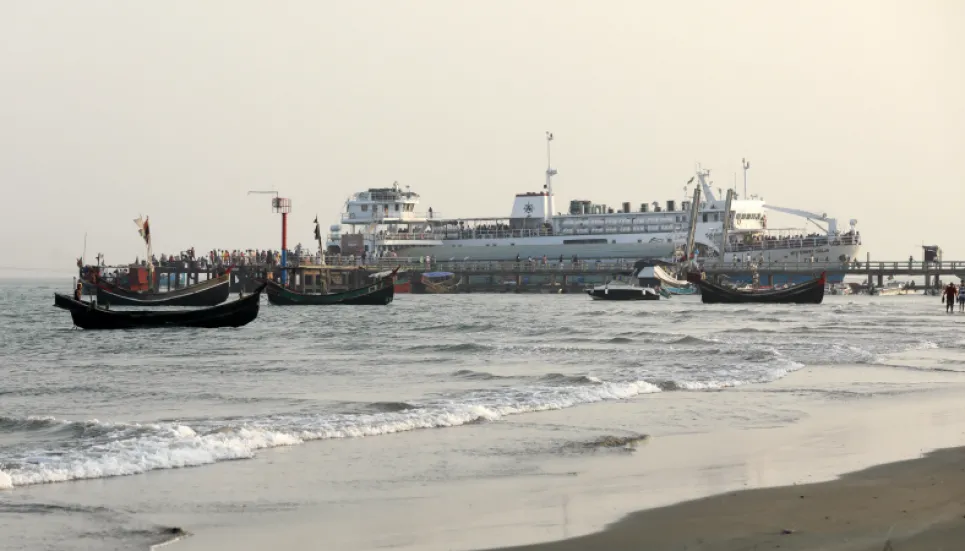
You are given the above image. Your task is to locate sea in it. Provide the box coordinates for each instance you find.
[0,278,960,550]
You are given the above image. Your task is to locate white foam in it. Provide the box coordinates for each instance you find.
[1,380,663,488]
[0,469,12,490]
[673,362,804,391]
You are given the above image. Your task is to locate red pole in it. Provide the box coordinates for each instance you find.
[281,212,288,284]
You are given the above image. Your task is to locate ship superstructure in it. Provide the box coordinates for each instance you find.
[327,134,860,282]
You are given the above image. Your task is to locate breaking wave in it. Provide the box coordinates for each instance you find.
[0,378,663,488]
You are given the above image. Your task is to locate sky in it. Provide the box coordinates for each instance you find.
[1,0,963,275]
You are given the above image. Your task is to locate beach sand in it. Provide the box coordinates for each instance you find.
[488,446,965,551]
[151,359,965,551]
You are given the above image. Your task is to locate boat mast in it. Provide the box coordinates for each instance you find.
[684,184,702,266]
[545,131,557,214]
[719,189,735,259]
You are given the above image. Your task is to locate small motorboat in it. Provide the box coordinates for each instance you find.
[586,281,660,301]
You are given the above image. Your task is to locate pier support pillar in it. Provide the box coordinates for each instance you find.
[877,273,883,287]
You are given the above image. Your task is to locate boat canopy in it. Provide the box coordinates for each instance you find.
[368,270,401,279]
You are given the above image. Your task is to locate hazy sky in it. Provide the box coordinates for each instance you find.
[1,1,962,275]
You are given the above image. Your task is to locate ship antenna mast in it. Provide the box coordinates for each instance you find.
[545,131,557,197]
[742,158,750,199]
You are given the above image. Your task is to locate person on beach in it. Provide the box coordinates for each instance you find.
[943,283,957,313]
[958,283,965,312]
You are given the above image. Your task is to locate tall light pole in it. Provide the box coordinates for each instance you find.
[248,190,292,285]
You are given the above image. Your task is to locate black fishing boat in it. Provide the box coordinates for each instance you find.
[686,272,825,304]
[264,267,397,306]
[94,272,231,307]
[586,282,660,301]
[53,284,265,330]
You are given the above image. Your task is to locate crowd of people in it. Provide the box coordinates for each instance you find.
[729,230,860,253]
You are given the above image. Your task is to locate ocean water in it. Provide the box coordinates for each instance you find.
[0,278,960,549]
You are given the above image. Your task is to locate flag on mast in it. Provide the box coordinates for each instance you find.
[134,215,151,245]
[313,216,321,241]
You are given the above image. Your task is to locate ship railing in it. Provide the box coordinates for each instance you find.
[695,259,963,273]
[375,232,444,241]
[376,224,696,241]
[727,233,861,253]
[344,211,436,222]
[314,256,644,273]
[376,228,555,241]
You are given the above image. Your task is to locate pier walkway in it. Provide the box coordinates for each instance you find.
[83,257,964,294]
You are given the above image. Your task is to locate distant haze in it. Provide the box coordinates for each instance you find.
[1,1,962,275]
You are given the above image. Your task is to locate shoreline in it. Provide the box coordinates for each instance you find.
[482,446,965,551]
[160,362,965,551]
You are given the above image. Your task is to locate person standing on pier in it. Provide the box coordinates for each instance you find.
[943,282,957,313]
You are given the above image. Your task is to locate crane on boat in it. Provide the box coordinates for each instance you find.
[763,205,857,236]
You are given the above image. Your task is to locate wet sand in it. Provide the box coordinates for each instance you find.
[487,446,965,551]
[162,360,965,551]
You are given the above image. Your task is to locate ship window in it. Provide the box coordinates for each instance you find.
[361,205,368,212]
[395,204,400,211]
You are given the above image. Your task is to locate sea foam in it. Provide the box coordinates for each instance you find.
[0,379,662,488]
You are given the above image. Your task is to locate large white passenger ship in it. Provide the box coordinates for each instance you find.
[327,134,861,283]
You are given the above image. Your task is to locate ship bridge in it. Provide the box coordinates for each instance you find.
[340,182,427,225]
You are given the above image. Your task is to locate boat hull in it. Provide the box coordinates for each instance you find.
[94,274,231,307]
[264,277,395,305]
[713,271,847,286]
[688,273,825,304]
[53,285,264,330]
[662,285,697,295]
[586,288,659,301]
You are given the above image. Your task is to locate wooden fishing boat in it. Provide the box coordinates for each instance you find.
[263,268,397,306]
[686,272,826,304]
[94,271,231,307]
[53,284,265,330]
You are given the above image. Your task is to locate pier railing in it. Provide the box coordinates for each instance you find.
[91,258,965,279]
[695,259,965,275]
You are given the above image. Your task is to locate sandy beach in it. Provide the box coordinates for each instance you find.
[148,356,965,551]
[490,445,965,551]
